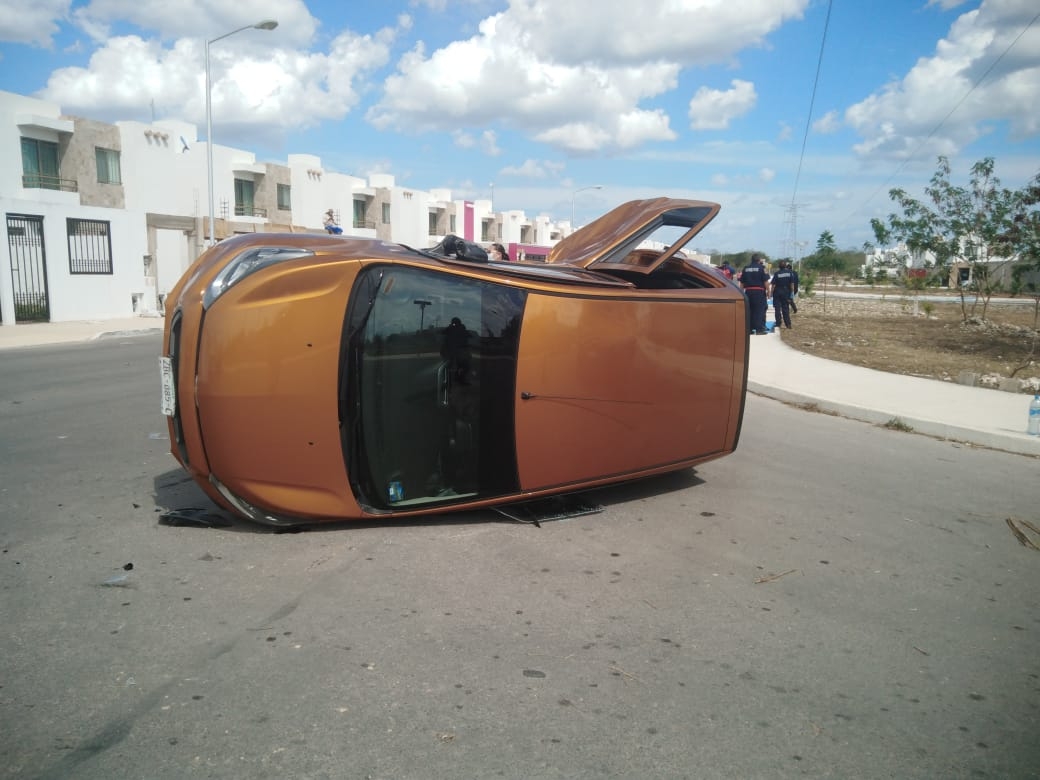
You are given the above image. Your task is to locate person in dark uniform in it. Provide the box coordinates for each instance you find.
[788,261,800,313]
[738,253,769,334]
[770,260,797,329]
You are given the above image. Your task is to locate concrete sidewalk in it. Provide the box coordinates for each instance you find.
[0,316,163,350]
[2,314,1039,457]
[749,331,1040,457]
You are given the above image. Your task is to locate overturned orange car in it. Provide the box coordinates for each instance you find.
[159,198,749,525]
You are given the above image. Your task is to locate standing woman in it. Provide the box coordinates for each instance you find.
[489,243,511,262]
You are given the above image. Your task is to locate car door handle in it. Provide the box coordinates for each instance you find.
[437,362,449,407]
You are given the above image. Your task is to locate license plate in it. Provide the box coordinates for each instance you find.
[159,356,176,416]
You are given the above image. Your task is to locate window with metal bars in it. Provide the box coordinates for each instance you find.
[67,218,114,274]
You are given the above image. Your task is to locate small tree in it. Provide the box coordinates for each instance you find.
[1000,169,1040,329]
[801,270,817,297]
[811,230,839,309]
[871,157,1020,322]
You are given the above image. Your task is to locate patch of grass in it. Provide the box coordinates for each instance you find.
[883,417,914,432]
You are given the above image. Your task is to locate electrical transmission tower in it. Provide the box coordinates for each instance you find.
[782,203,807,267]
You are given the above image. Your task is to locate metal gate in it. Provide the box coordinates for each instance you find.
[5,214,50,322]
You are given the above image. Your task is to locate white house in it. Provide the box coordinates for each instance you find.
[0,89,564,327]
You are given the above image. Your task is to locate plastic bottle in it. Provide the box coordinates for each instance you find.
[1029,394,1040,436]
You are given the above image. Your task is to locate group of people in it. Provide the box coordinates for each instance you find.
[728,253,799,335]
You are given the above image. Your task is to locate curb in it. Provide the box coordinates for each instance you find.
[748,382,1040,457]
[95,327,164,340]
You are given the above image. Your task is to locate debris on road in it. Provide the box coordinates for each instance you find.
[754,568,800,584]
[1006,517,1040,550]
[158,508,233,528]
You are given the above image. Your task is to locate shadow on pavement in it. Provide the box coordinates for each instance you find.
[151,467,707,535]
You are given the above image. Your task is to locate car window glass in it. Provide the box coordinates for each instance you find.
[345,266,524,510]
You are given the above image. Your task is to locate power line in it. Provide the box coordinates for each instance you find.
[782,0,832,258]
[845,8,1040,233]
[790,0,833,207]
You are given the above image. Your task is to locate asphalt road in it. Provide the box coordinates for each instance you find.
[1,334,1038,780]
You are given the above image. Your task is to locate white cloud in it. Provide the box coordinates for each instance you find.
[500,159,550,178]
[452,130,475,148]
[502,0,808,67]
[0,0,70,47]
[533,123,613,153]
[688,79,757,130]
[368,22,681,153]
[453,128,505,157]
[68,0,318,47]
[12,0,815,159]
[813,110,841,134]
[845,0,1040,159]
[480,129,501,156]
[759,167,776,183]
[37,16,401,142]
[367,0,807,154]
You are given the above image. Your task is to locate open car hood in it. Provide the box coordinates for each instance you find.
[547,197,720,274]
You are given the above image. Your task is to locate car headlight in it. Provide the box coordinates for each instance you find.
[203,246,315,309]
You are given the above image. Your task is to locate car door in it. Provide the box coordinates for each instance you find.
[547,198,721,275]
[513,288,745,492]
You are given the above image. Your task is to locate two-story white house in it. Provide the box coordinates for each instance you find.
[0,89,562,326]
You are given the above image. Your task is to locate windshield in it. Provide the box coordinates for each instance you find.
[341,265,525,511]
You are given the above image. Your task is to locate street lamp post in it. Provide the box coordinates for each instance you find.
[571,185,604,229]
[205,19,278,246]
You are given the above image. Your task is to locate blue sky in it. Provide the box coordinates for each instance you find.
[1,0,1038,255]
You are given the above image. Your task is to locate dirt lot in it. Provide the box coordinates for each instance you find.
[776,287,1040,393]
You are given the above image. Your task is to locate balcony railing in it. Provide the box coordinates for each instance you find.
[234,205,267,218]
[22,174,78,192]
[353,219,376,229]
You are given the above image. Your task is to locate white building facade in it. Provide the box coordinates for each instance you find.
[0,89,563,326]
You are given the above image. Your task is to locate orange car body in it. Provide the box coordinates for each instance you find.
[160,198,749,525]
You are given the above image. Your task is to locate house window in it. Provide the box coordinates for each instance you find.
[95,147,121,184]
[235,178,255,216]
[277,184,291,210]
[429,212,438,235]
[353,200,368,228]
[450,215,456,233]
[381,203,390,224]
[21,138,60,189]
[67,218,113,274]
